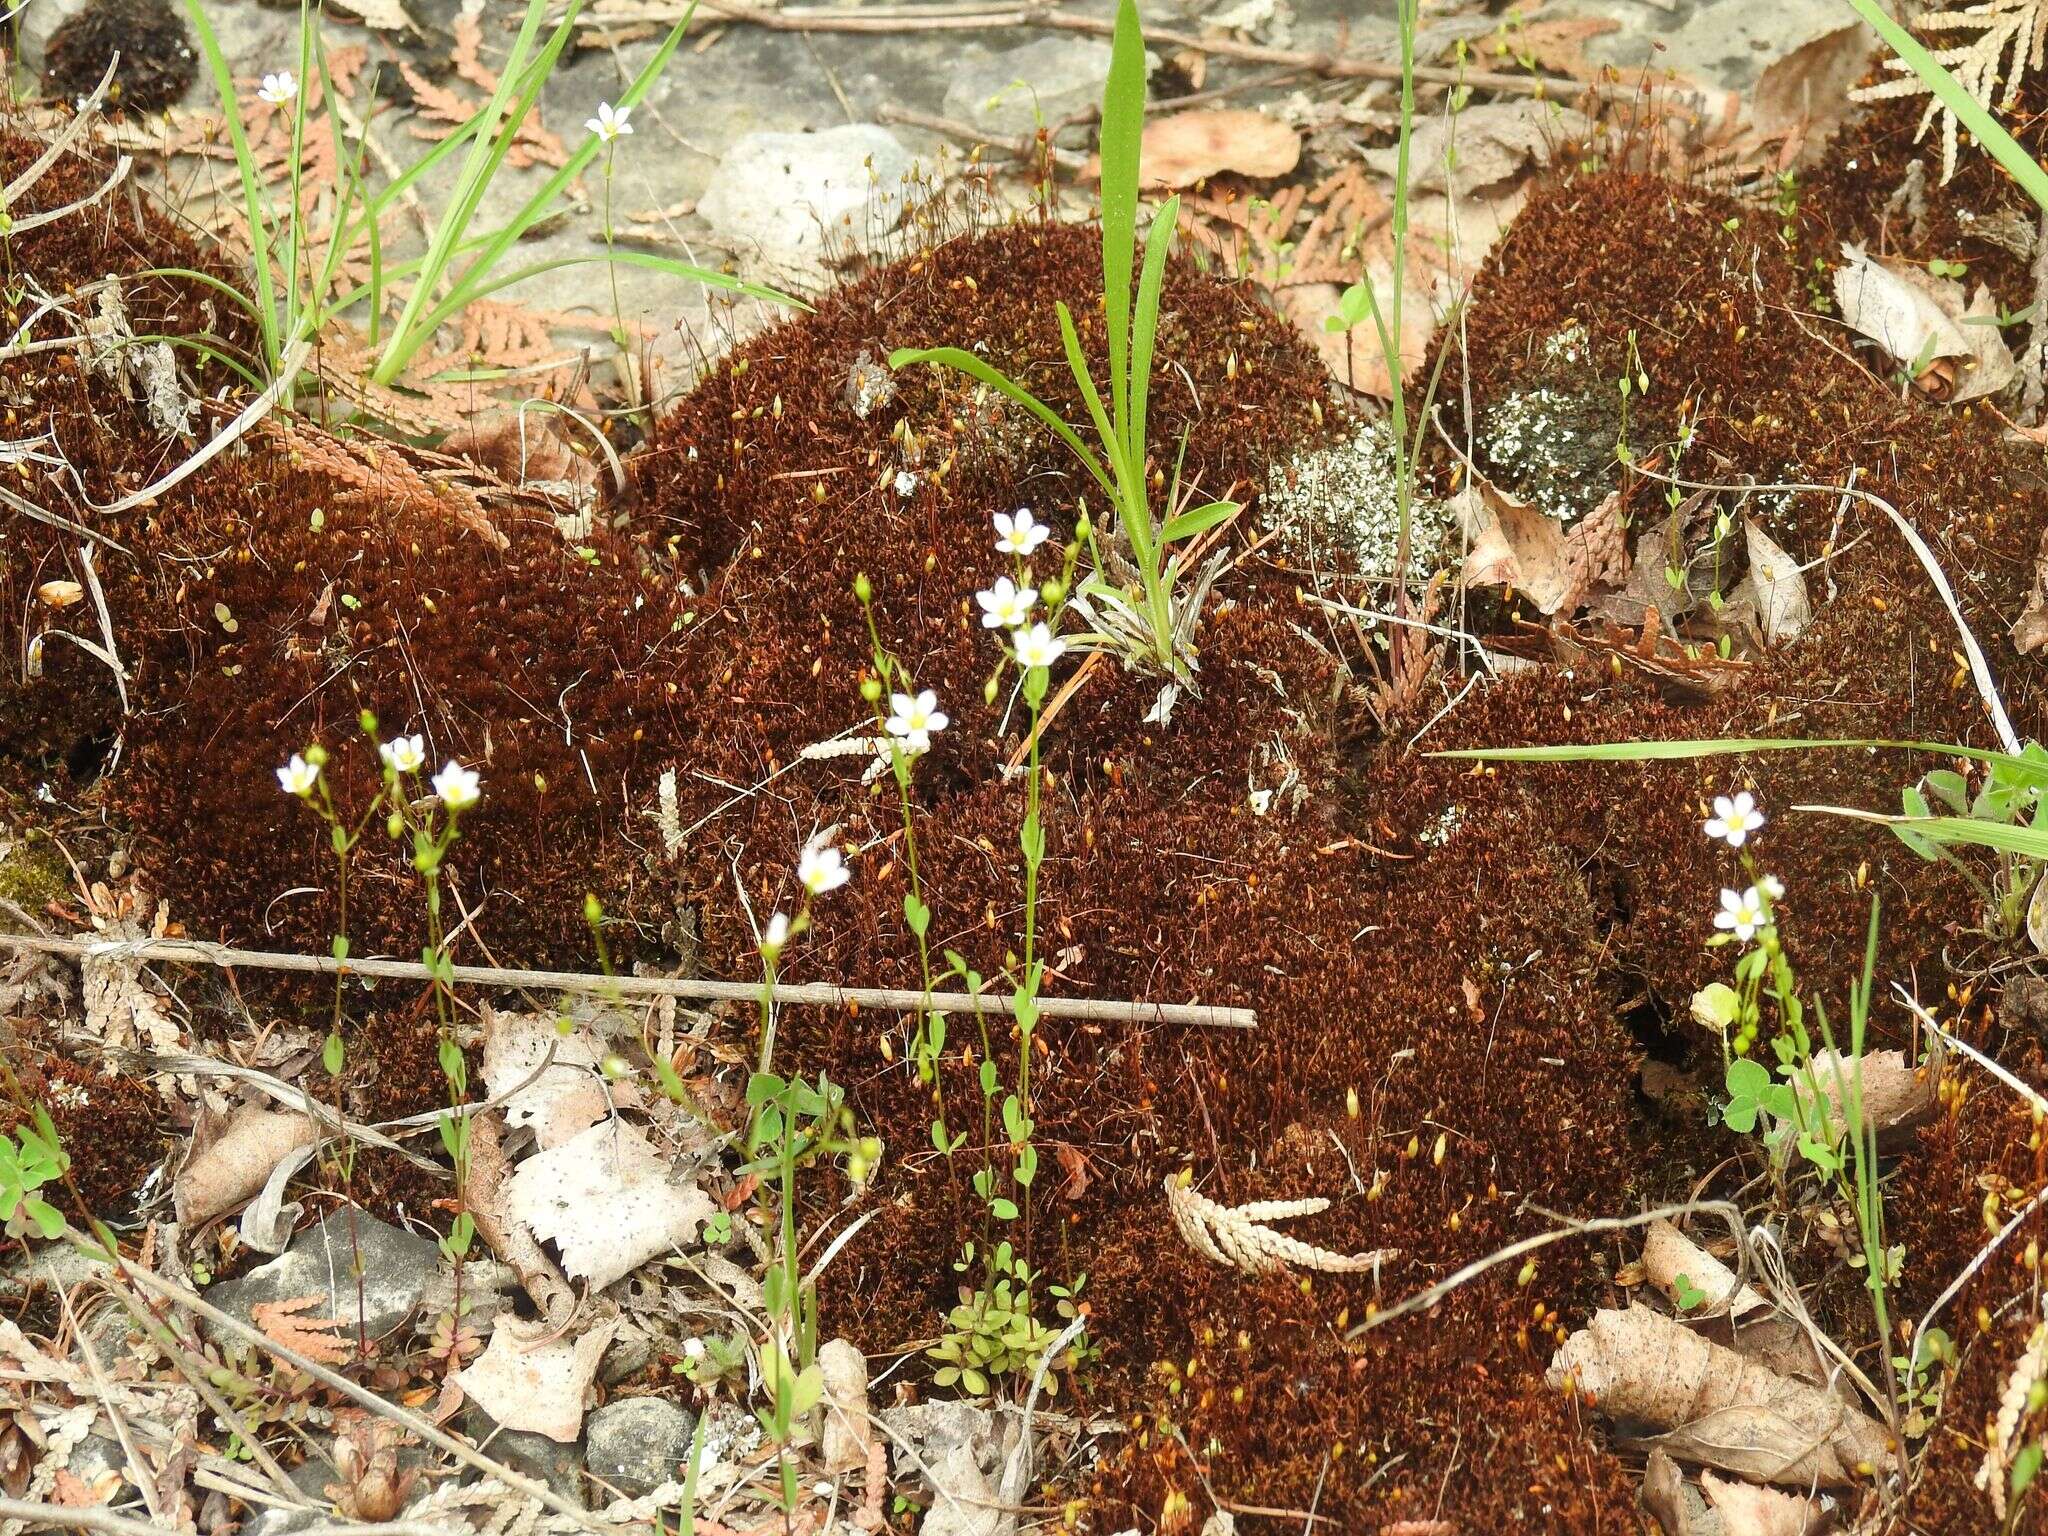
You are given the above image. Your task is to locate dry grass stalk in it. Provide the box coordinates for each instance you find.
[1163,1175,1397,1276]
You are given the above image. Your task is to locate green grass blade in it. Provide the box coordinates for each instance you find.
[1053,300,1126,490]
[181,0,279,363]
[1844,0,2048,212]
[1806,807,2048,860]
[890,345,1116,498]
[1430,736,2048,783]
[1127,190,1178,517]
[1159,499,1237,543]
[1098,0,1148,443]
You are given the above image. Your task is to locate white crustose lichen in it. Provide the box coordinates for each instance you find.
[1261,418,1454,584]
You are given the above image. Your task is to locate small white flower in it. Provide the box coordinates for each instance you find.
[1714,885,1766,943]
[586,101,633,143]
[1757,874,1786,902]
[976,576,1037,629]
[682,1337,706,1361]
[994,507,1050,557]
[761,912,791,952]
[1012,621,1066,670]
[378,733,426,775]
[797,831,850,897]
[276,754,318,796]
[258,72,297,106]
[1703,790,1764,848]
[886,689,948,747]
[432,760,482,811]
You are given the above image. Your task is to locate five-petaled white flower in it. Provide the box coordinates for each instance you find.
[258,72,298,106]
[797,831,850,897]
[1757,874,1786,902]
[1704,790,1764,848]
[761,912,791,953]
[976,576,1037,630]
[432,761,482,811]
[1012,621,1066,670]
[994,507,1050,557]
[379,733,426,775]
[276,754,319,796]
[885,689,947,754]
[586,102,633,143]
[1714,885,1766,943]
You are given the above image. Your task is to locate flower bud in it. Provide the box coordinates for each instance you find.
[386,813,404,840]
[304,743,329,768]
[359,710,378,735]
[584,892,604,926]
[853,572,873,604]
[1041,577,1065,605]
[860,676,883,703]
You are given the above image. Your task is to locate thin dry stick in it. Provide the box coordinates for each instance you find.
[1347,1199,1747,1337]
[0,930,1257,1029]
[0,1500,446,1536]
[55,1287,161,1525]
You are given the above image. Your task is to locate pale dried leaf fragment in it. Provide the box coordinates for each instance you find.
[1832,243,2015,402]
[173,1104,318,1227]
[1700,1470,1830,1536]
[1457,478,1624,616]
[482,1008,629,1150]
[453,1315,617,1442]
[36,580,83,609]
[1163,1175,1395,1275]
[2012,525,2048,655]
[1365,101,1594,200]
[1548,1305,1891,1486]
[1138,109,1299,187]
[503,1120,714,1290]
[1744,521,1812,645]
[1752,24,1869,163]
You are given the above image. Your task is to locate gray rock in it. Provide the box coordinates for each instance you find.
[598,1331,656,1386]
[583,1397,696,1499]
[941,38,1112,140]
[205,1212,437,1348]
[464,1403,585,1509]
[697,124,917,264]
[237,1453,334,1536]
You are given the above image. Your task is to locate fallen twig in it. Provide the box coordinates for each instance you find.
[0,930,1258,1028]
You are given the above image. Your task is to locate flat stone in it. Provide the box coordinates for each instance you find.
[464,1402,585,1509]
[940,38,1112,140]
[697,124,917,264]
[583,1396,696,1499]
[205,1212,438,1348]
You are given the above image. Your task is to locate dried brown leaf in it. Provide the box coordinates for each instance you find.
[1137,109,1300,188]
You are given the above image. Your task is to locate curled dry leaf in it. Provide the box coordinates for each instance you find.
[1642,1218,1769,1320]
[1365,101,1595,201]
[1457,480,1628,616]
[1700,1470,1832,1536]
[1548,1305,1891,1486]
[452,1315,616,1443]
[2011,525,2048,655]
[1163,1175,1396,1275]
[1137,109,1299,188]
[1806,1049,1939,1152]
[173,1103,317,1228]
[1832,243,2015,403]
[1743,521,1811,646]
[503,1119,715,1291]
[35,580,83,609]
[1751,24,1869,166]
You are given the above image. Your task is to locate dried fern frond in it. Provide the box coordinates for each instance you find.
[1853,0,2048,183]
[1164,1175,1398,1276]
[1978,1318,2048,1517]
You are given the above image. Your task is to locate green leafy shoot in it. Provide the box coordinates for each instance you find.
[0,1110,69,1242]
[888,0,1233,681]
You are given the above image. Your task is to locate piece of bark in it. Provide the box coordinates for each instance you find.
[463,1110,575,1329]
[1548,1305,1891,1487]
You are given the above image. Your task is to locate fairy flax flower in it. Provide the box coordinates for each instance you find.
[379,734,426,775]
[1012,621,1066,670]
[585,102,633,143]
[994,507,1050,557]
[432,761,482,811]
[975,577,1036,630]
[258,72,298,106]
[886,689,948,754]
[797,831,850,896]
[1714,885,1766,943]
[276,754,319,796]
[1703,791,1764,848]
